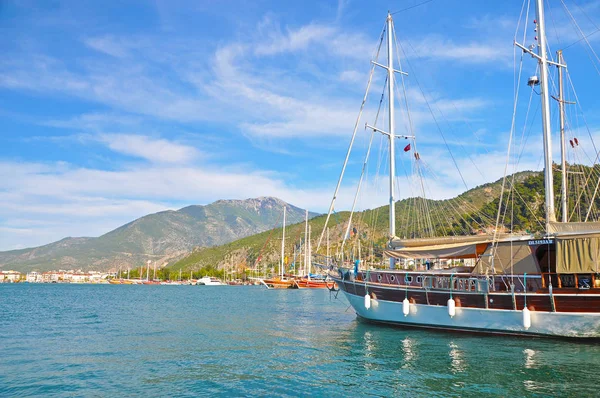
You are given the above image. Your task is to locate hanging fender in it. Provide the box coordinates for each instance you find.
[403,298,410,316]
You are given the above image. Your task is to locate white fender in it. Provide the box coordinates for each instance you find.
[364,294,371,309]
[523,307,531,329]
[403,298,410,316]
[447,298,456,318]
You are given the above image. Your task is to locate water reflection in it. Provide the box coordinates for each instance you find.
[448,341,465,373]
[363,331,375,359]
[401,337,415,368]
[332,316,600,397]
[523,348,536,369]
[4,285,600,397]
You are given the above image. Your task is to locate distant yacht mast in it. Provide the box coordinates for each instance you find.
[281,206,286,278]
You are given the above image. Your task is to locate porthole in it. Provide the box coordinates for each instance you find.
[390,275,396,282]
[377,274,382,281]
[405,276,413,283]
[416,276,422,284]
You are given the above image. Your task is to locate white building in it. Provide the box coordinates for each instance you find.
[0,270,21,282]
[26,271,42,283]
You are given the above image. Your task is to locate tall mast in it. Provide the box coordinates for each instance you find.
[281,206,286,279]
[326,227,330,264]
[308,224,312,280]
[535,0,556,230]
[386,12,397,268]
[304,209,308,275]
[557,50,568,223]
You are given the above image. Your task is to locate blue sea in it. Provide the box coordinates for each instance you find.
[1,284,599,397]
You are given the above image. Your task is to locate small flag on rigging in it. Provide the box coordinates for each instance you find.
[403,143,411,152]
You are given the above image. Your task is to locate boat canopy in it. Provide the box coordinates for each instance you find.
[389,233,531,249]
[384,241,489,259]
[390,234,497,248]
[548,221,600,235]
[386,233,533,260]
[472,241,539,275]
[555,233,600,274]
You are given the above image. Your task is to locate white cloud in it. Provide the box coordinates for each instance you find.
[96,134,200,164]
[254,23,336,56]
[43,112,143,130]
[1,7,564,251]
[406,35,512,66]
[83,35,130,58]
[0,159,347,250]
[339,70,364,83]
[0,54,217,124]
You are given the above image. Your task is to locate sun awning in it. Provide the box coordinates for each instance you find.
[555,233,600,274]
[472,241,539,275]
[384,241,490,259]
[390,234,497,248]
[548,221,600,236]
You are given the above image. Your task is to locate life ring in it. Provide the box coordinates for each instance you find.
[326,280,339,291]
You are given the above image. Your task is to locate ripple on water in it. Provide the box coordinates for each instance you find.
[1,284,600,397]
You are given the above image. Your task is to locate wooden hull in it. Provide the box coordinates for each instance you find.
[332,270,600,338]
[262,278,297,289]
[294,279,328,289]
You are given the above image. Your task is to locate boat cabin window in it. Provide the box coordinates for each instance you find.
[416,276,422,284]
[377,274,382,282]
[405,276,413,283]
[390,275,396,282]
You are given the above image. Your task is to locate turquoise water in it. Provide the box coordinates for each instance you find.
[1,284,599,397]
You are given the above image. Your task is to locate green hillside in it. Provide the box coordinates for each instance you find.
[169,166,600,278]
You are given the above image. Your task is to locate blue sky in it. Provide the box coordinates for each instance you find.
[2,0,600,250]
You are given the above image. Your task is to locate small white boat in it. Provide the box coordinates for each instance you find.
[197,276,226,286]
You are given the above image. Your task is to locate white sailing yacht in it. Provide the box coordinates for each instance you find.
[322,2,600,338]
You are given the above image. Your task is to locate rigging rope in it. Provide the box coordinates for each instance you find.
[390,0,435,15]
[316,22,387,253]
[491,0,530,273]
[341,75,388,252]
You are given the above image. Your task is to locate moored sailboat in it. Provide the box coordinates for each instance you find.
[261,205,297,289]
[294,213,328,288]
[321,4,600,338]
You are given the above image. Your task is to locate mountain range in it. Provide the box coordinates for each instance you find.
[3,169,568,275]
[0,197,316,273]
[170,171,541,274]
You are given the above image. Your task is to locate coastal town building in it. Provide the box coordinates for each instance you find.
[0,270,22,282]
[25,270,110,283]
